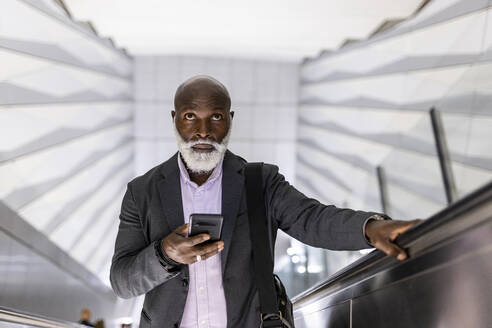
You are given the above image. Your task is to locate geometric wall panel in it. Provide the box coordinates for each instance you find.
[0,0,134,293]
[17,143,133,233]
[0,102,133,161]
[0,49,132,105]
[299,1,492,224]
[0,123,133,210]
[301,9,489,83]
[296,1,492,292]
[1,0,132,77]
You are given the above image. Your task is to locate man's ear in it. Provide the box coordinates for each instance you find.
[230,111,234,119]
[171,110,176,121]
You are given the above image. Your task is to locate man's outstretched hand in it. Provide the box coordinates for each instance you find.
[365,219,422,261]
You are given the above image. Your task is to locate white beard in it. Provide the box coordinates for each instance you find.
[173,121,231,174]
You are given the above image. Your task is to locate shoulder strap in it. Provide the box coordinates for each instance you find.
[245,163,279,316]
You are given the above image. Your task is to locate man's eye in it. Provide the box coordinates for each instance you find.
[212,114,223,120]
[184,113,195,120]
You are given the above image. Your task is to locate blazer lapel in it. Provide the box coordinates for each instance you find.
[157,150,245,273]
[220,150,246,273]
[157,152,186,232]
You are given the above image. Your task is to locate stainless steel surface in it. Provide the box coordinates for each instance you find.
[0,307,85,328]
[292,181,492,328]
[430,107,457,205]
[294,301,350,328]
[376,166,389,214]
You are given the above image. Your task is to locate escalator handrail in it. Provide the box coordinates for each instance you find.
[0,306,87,328]
[292,180,492,305]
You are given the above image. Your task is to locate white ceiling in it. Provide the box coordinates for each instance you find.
[63,0,424,61]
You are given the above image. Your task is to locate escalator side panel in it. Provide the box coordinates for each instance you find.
[294,215,492,327]
[294,300,350,328]
[352,239,492,328]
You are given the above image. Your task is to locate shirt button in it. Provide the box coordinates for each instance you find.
[201,320,206,324]
[199,286,204,291]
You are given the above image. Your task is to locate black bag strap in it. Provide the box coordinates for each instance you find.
[245,163,282,325]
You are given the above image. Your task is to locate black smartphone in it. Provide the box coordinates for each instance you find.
[188,213,224,241]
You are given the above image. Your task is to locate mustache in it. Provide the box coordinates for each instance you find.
[182,138,220,149]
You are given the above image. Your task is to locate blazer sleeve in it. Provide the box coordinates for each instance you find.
[263,164,381,250]
[110,183,180,299]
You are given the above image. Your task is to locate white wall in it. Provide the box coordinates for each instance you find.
[284,0,492,297]
[299,0,492,221]
[0,0,134,324]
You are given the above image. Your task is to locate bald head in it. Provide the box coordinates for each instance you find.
[80,308,91,321]
[174,75,231,113]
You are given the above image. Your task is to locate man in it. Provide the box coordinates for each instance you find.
[79,308,94,327]
[110,75,420,328]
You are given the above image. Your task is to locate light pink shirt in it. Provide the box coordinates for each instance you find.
[177,154,227,328]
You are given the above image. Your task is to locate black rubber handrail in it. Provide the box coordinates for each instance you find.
[292,179,492,304]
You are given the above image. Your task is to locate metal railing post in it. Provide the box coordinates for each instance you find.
[430,107,457,204]
[376,166,389,214]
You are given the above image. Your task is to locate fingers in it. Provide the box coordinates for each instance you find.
[195,241,225,261]
[195,241,224,256]
[374,239,408,261]
[369,218,423,261]
[183,241,224,264]
[174,224,189,237]
[388,219,421,241]
[186,233,211,246]
[197,251,219,262]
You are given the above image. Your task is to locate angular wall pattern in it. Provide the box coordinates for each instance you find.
[0,0,134,319]
[292,0,492,295]
[299,0,492,220]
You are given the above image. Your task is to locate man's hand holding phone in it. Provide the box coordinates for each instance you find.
[161,224,224,265]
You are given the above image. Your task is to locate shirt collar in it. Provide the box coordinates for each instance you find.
[177,152,224,188]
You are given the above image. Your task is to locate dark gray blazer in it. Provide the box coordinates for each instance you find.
[110,150,379,328]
